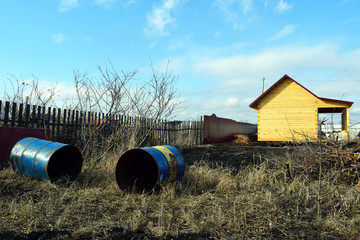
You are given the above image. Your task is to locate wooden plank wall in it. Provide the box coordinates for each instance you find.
[257,79,318,141]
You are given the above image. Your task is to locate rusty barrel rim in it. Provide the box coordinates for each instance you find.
[115,145,185,193]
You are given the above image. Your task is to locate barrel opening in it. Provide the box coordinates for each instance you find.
[116,149,159,192]
[47,146,83,183]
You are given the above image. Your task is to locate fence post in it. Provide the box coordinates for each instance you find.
[31,105,36,128]
[46,107,51,133]
[70,110,75,144]
[74,110,79,144]
[24,104,30,128]
[11,102,17,128]
[51,108,55,140]
[62,109,67,143]
[18,103,24,127]
[0,100,2,123]
[200,116,203,145]
[4,101,10,127]
[94,111,98,126]
[36,106,41,128]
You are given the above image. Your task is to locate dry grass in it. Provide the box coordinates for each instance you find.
[1,144,360,239]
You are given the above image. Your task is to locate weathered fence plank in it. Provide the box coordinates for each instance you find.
[31,105,36,128]
[24,104,30,128]
[4,101,10,127]
[36,106,41,129]
[11,102,16,128]
[18,103,24,127]
[0,101,2,124]
[62,109,67,143]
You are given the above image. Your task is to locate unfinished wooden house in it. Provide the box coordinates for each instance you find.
[249,74,353,142]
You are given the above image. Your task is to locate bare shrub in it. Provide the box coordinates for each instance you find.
[69,61,184,165]
[287,135,360,185]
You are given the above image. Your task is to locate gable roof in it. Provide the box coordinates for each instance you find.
[249,74,354,109]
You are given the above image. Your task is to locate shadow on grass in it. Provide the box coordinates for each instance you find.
[0,228,212,240]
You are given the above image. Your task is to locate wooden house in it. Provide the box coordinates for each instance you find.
[249,74,353,142]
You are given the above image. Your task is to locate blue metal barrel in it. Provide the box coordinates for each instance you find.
[10,137,83,183]
[115,145,185,192]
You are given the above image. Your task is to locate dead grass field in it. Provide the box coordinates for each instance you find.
[1,143,360,239]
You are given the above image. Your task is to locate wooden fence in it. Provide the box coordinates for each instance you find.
[0,100,203,148]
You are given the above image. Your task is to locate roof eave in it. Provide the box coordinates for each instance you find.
[318,97,354,106]
[249,74,354,109]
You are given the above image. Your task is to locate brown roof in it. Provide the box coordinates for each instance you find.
[249,74,354,108]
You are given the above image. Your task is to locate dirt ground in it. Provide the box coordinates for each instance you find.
[180,143,290,169]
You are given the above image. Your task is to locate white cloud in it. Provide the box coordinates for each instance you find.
[340,0,352,4]
[189,43,360,99]
[177,92,257,121]
[241,0,252,14]
[58,0,78,12]
[193,44,360,81]
[144,0,187,37]
[54,81,78,104]
[226,97,239,106]
[92,0,135,9]
[59,0,135,10]
[215,0,254,30]
[275,0,293,13]
[167,35,192,49]
[270,24,297,40]
[168,39,184,49]
[51,33,66,44]
[93,0,117,9]
[122,0,136,9]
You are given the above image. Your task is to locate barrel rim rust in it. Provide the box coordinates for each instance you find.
[115,145,185,193]
[10,137,83,183]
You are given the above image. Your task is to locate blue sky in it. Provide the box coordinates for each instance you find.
[1,0,360,125]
